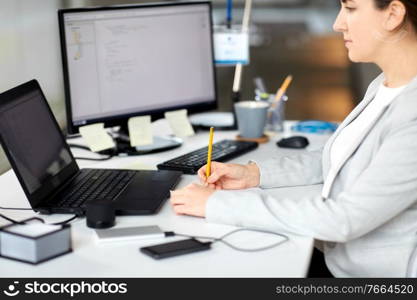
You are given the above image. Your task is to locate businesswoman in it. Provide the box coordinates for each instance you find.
[170,0,417,277]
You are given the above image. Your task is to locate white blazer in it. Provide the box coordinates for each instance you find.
[206,73,417,277]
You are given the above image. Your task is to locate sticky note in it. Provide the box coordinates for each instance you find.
[123,160,157,171]
[128,116,153,147]
[164,109,195,138]
[79,123,115,152]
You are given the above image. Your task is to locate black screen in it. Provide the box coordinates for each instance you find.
[141,238,211,259]
[0,89,73,195]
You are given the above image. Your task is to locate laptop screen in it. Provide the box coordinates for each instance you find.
[0,81,75,201]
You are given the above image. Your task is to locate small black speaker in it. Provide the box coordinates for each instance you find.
[86,199,115,229]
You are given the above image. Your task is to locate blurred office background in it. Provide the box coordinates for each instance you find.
[0,0,380,174]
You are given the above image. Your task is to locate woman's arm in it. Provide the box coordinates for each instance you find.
[206,122,417,242]
[195,149,324,191]
[255,150,324,189]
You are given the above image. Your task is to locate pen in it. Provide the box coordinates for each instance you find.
[271,75,293,108]
[206,127,214,180]
[254,77,267,94]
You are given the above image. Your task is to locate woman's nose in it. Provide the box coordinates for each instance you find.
[333,10,347,33]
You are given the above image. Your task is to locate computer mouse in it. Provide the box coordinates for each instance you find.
[276,136,309,149]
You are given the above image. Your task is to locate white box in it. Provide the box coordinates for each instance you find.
[0,218,72,264]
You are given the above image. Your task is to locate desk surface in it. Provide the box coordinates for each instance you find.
[0,120,330,277]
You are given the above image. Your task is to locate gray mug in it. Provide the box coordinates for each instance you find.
[234,101,269,138]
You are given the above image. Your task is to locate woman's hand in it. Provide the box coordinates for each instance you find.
[198,161,260,190]
[170,183,215,217]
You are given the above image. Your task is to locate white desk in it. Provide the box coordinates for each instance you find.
[0,120,330,277]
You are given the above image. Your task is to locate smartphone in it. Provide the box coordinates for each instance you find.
[95,225,164,243]
[140,238,211,259]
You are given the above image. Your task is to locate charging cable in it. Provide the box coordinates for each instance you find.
[0,206,33,211]
[0,213,30,225]
[68,143,115,161]
[0,213,78,226]
[164,228,289,252]
[50,215,78,226]
[0,213,44,225]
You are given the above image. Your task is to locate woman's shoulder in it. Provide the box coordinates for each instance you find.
[362,73,417,136]
[385,83,417,128]
[392,80,417,114]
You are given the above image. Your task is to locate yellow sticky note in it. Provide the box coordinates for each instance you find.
[164,109,195,138]
[123,160,157,171]
[128,116,153,147]
[79,123,115,152]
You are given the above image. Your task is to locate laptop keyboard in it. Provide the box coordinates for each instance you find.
[55,169,136,208]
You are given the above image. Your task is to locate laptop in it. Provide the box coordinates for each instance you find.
[0,80,182,216]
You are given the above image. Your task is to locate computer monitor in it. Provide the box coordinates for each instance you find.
[58,1,217,154]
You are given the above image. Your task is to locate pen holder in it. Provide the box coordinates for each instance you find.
[265,95,287,133]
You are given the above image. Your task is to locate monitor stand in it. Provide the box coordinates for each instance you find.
[189,111,236,131]
[98,127,183,156]
[189,91,240,131]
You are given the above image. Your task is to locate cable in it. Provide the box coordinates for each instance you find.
[172,228,289,253]
[67,143,90,151]
[0,213,26,225]
[68,143,114,161]
[0,211,77,226]
[0,213,44,225]
[218,228,289,252]
[173,232,220,242]
[0,206,33,211]
[66,133,81,139]
[49,215,78,226]
[73,156,114,161]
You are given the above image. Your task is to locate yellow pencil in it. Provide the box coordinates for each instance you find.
[206,127,214,180]
[272,75,293,108]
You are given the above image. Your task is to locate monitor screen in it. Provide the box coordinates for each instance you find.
[59,1,217,134]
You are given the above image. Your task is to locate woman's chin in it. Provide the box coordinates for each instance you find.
[347,50,374,63]
[347,51,359,62]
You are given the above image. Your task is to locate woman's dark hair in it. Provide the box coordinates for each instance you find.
[342,0,417,32]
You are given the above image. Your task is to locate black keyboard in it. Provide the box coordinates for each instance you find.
[55,169,136,208]
[157,139,258,174]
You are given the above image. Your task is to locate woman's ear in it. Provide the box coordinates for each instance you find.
[384,0,407,31]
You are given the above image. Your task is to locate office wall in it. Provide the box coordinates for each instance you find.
[0,0,158,174]
[0,0,66,174]
[0,0,65,112]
